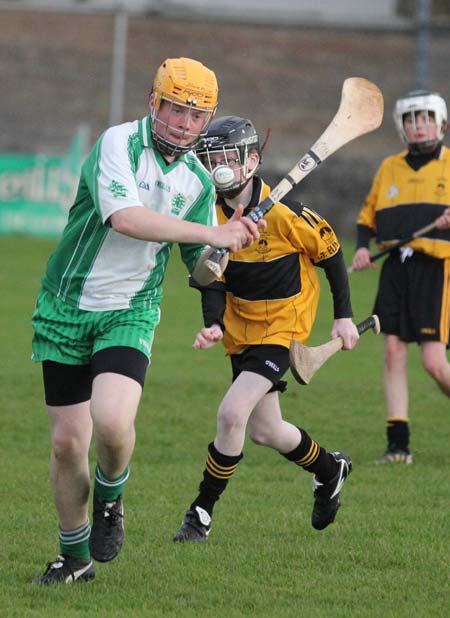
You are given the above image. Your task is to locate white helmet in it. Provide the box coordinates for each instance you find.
[393,90,447,153]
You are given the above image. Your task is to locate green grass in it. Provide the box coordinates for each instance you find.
[0,236,449,617]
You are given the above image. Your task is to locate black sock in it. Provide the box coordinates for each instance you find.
[282,427,337,483]
[191,442,243,516]
[387,418,410,451]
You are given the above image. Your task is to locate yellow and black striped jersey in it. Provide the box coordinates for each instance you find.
[357,145,450,258]
[211,178,350,355]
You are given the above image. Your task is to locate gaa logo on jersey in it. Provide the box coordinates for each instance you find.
[387,184,399,199]
[171,193,186,214]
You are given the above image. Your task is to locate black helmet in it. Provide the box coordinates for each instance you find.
[196,115,261,198]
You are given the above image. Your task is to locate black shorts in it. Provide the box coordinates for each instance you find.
[42,346,149,406]
[374,251,450,343]
[230,344,290,393]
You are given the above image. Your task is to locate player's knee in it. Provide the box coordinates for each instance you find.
[423,356,447,382]
[217,404,245,435]
[248,426,271,446]
[94,417,135,447]
[52,431,88,462]
[249,432,267,446]
[384,338,407,369]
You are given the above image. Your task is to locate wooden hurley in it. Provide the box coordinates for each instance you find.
[204,77,384,279]
[289,315,380,385]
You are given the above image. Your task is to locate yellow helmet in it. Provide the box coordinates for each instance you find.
[152,57,218,114]
[150,57,219,156]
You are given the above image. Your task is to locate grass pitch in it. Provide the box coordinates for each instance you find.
[0,236,448,617]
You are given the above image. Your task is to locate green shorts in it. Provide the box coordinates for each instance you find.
[32,289,161,365]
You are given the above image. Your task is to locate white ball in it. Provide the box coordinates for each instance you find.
[212,165,235,189]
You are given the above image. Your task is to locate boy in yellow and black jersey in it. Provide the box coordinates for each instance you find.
[173,116,360,543]
[216,182,345,355]
[352,90,450,465]
[356,139,450,260]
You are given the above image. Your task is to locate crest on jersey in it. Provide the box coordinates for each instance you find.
[318,225,333,242]
[171,192,186,214]
[387,184,399,199]
[256,231,271,255]
[435,179,446,196]
[108,180,127,198]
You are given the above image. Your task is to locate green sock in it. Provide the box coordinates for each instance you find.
[59,521,91,561]
[94,464,130,501]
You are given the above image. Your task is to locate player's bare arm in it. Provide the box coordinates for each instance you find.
[109,204,262,251]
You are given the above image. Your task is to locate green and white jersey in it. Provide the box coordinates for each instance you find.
[42,117,216,311]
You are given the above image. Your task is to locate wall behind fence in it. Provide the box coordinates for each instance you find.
[2,7,450,236]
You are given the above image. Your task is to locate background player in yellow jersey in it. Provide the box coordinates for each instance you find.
[351,90,450,464]
[172,116,360,542]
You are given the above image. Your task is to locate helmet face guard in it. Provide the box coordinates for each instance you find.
[151,99,216,157]
[195,115,261,198]
[393,90,447,154]
[150,58,218,156]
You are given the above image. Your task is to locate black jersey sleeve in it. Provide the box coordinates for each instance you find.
[316,248,353,319]
[189,277,227,331]
[356,224,376,249]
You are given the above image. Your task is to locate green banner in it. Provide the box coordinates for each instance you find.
[0,127,88,238]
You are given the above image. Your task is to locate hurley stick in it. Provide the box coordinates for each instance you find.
[204,77,384,278]
[348,220,440,273]
[289,315,380,385]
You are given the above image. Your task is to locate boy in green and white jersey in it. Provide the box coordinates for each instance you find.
[32,57,263,585]
[42,115,215,313]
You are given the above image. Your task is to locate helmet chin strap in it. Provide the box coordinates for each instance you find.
[219,177,253,201]
[408,139,441,155]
